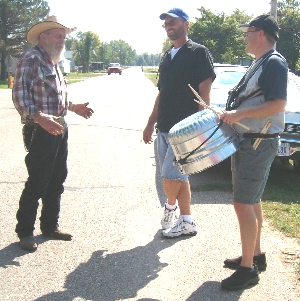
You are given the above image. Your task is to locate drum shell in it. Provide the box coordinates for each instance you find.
[168,109,241,175]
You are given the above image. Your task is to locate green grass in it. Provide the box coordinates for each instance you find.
[262,159,300,238]
[0,72,105,88]
[0,80,10,89]
[143,68,159,86]
[66,71,105,84]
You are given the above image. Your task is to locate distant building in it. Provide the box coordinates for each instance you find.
[58,59,71,75]
[5,55,18,76]
[64,50,76,68]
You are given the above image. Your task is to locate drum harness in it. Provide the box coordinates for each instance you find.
[175,51,283,166]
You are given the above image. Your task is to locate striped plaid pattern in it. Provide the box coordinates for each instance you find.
[12,46,68,124]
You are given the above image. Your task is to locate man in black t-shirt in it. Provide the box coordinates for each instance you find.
[143,8,215,238]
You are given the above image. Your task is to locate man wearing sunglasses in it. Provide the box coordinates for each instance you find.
[143,8,215,238]
[219,14,288,290]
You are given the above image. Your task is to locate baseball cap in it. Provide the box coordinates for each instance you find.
[159,8,189,21]
[240,14,279,41]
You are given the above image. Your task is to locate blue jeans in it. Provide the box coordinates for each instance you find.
[157,131,189,181]
[16,124,68,238]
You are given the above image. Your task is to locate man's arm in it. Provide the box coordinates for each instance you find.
[198,77,213,110]
[220,98,287,125]
[143,91,160,144]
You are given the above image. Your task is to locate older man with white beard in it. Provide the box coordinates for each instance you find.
[12,16,94,251]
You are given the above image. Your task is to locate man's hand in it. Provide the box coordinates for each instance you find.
[31,113,64,135]
[143,124,155,144]
[73,102,94,119]
[219,110,241,125]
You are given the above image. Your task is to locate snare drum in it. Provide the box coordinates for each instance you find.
[168,109,241,175]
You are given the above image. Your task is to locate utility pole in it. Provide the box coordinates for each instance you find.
[270,0,278,20]
[270,0,278,48]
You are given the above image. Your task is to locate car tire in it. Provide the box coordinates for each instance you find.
[108,73,111,75]
[293,160,300,176]
[119,72,122,75]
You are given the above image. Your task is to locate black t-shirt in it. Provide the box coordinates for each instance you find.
[157,39,215,133]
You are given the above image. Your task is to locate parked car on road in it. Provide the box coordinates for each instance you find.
[108,63,122,75]
[210,64,300,175]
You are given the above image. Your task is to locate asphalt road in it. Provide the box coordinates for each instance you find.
[0,67,299,301]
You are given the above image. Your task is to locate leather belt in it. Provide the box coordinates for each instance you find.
[243,133,279,139]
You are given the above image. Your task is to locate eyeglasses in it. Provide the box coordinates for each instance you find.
[162,19,184,28]
[45,32,67,40]
[243,30,261,38]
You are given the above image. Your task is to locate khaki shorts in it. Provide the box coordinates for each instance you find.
[231,138,279,204]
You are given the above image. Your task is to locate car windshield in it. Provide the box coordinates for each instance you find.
[286,73,300,112]
[109,63,120,67]
[213,70,246,87]
[210,66,247,106]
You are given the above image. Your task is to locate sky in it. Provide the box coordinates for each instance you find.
[46,0,273,54]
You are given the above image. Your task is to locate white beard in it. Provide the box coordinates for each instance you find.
[43,38,66,64]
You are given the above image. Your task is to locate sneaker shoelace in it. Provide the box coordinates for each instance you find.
[170,217,184,231]
[163,207,177,222]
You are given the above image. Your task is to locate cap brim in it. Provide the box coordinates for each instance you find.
[239,24,252,32]
[159,13,181,20]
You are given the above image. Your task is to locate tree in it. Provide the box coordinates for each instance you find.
[0,0,50,80]
[161,38,172,54]
[72,31,101,72]
[189,7,251,64]
[277,0,300,71]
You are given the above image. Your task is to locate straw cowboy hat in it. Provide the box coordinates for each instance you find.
[26,15,76,45]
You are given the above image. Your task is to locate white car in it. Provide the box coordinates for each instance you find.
[210,64,300,175]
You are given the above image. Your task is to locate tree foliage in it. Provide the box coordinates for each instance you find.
[189,7,252,64]
[0,0,50,79]
[277,0,300,71]
[67,32,160,69]
[188,3,300,72]
[69,31,101,72]
[1,1,300,76]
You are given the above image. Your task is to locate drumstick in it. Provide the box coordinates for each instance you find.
[188,84,250,131]
[252,119,271,150]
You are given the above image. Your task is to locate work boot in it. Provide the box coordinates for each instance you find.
[42,229,72,241]
[19,236,38,251]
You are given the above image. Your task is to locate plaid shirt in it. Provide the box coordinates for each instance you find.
[12,45,68,124]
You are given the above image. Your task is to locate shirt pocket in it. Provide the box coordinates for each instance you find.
[43,78,59,98]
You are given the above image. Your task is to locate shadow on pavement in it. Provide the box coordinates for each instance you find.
[0,242,24,268]
[0,234,70,268]
[186,280,242,301]
[33,230,193,301]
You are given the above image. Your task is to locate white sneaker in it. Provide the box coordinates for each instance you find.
[162,216,197,238]
[161,205,178,229]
